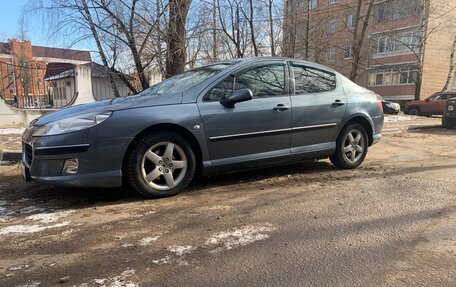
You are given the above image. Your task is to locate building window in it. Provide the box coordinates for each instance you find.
[373,0,420,23]
[347,14,355,28]
[326,47,336,61]
[372,30,421,55]
[368,66,418,86]
[327,19,337,34]
[301,0,318,10]
[329,0,338,4]
[343,45,353,59]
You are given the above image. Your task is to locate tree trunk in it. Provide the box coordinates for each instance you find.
[166,0,192,77]
[268,0,276,57]
[248,0,259,56]
[349,0,375,82]
[212,0,218,61]
[442,34,456,91]
[415,0,428,100]
[81,0,120,97]
[304,0,311,60]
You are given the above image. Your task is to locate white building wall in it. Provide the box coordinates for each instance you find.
[72,65,96,105]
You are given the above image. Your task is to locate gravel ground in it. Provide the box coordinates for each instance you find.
[0,117,455,286]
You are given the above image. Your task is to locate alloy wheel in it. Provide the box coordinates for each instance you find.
[342,129,365,164]
[140,142,188,191]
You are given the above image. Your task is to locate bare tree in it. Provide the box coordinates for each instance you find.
[443,33,456,91]
[166,0,192,77]
[349,0,375,81]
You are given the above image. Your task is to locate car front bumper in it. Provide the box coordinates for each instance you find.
[22,126,133,188]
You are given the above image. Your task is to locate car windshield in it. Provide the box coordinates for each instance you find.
[139,63,234,96]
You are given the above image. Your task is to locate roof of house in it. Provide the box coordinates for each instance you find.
[44,62,134,81]
[0,42,91,62]
[89,62,134,80]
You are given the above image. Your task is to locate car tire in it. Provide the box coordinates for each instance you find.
[125,132,196,198]
[407,107,420,116]
[442,116,455,129]
[330,123,369,169]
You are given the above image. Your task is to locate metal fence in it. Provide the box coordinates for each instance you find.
[0,61,77,110]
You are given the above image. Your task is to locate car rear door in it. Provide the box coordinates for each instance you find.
[197,61,292,165]
[289,61,347,153]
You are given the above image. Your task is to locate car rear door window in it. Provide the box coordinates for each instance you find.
[204,64,285,101]
[292,64,336,94]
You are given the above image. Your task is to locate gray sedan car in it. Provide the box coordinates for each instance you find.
[22,57,384,197]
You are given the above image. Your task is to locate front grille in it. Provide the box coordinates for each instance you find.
[23,143,33,166]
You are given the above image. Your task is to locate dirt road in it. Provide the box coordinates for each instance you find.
[0,117,455,286]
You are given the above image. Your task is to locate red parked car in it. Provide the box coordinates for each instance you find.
[404,92,456,116]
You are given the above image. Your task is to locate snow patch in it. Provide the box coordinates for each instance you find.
[168,245,196,257]
[152,245,196,265]
[205,224,276,252]
[152,255,171,265]
[26,210,74,223]
[8,264,30,271]
[384,115,421,123]
[0,128,25,135]
[0,206,15,222]
[0,222,71,235]
[138,236,160,246]
[14,280,41,287]
[84,269,137,287]
[19,206,47,214]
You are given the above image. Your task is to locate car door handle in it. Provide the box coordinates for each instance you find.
[273,104,289,111]
[332,100,345,107]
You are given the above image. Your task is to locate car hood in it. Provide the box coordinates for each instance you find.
[34,92,183,126]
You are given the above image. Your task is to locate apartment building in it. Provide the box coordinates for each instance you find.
[283,0,456,101]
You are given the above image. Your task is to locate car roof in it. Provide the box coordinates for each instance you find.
[213,56,338,74]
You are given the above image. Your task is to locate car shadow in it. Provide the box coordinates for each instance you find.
[0,160,337,209]
[406,125,456,135]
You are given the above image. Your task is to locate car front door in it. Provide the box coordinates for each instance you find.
[197,62,292,165]
[289,62,347,153]
[421,94,442,114]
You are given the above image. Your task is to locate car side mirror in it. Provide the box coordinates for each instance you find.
[425,98,430,102]
[220,88,253,108]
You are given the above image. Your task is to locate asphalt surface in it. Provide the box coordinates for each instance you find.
[0,116,455,287]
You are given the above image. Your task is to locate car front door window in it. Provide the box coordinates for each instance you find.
[204,64,285,101]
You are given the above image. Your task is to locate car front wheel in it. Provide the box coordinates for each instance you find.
[125,132,196,198]
[407,107,420,115]
[330,123,368,169]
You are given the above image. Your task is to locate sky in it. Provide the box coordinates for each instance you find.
[0,0,92,51]
[0,0,40,43]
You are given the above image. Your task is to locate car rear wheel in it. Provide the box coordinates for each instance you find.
[330,123,368,169]
[407,107,420,115]
[125,132,196,198]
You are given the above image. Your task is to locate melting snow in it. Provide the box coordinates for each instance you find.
[14,280,41,287]
[86,269,138,287]
[19,206,47,214]
[26,210,74,223]
[152,245,196,265]
[384,115,421,123]
[0,128,25,135]
[168,245,196,256]
[8,264,30,271]
[205,224,276,252]
[0,222,71,235]
[0,206,15,222]
[138,236,160,246]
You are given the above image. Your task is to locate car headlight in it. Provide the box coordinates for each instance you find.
[33,112,112,136]
[448,105,454,112]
